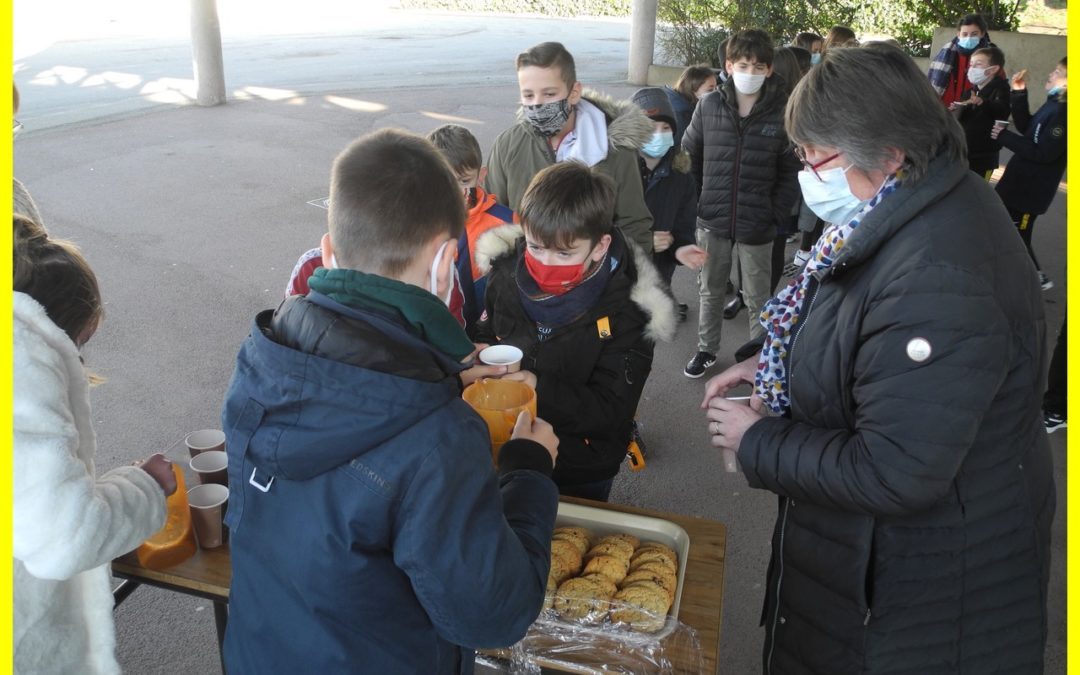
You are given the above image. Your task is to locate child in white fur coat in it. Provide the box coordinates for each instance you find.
[13,217,175,674]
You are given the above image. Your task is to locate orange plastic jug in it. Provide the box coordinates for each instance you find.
[136,463,198,569]
[462,379,537,462]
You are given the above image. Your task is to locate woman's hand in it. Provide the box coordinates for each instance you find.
[990,122,1008,140]
[139,454,177,495]
[701,356,760,409]
[653,231,675,253]
[705,397,764,472]
[675,245,707,270]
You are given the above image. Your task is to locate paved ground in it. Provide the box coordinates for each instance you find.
[13,10,1066,675]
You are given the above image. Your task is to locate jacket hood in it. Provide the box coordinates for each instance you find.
[233,313,465,480]
[514,89,654,153]
[474,224,677,342]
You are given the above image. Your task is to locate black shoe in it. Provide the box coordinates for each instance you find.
[684,351,716,378]
[722,295,745,320]
[678,303,689,322]
[1045,411,1066,433]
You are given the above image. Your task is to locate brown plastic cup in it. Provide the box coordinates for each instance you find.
[185,429,225,458]
[187,483,228,549]
[189,450,228,486]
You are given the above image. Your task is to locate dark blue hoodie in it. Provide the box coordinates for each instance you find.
[221,293,558,674]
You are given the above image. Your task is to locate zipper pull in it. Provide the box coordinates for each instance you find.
[864,608,872,626]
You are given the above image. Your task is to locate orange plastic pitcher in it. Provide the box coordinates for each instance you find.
[462,379,537,462]
[136,463,198,569]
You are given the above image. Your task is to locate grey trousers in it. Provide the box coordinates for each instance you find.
[696,227,770,353]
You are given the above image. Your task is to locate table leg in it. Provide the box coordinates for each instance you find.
[213,600,228,672]
[112,580,141,608]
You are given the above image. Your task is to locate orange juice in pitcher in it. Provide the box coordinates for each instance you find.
[462,379,537,462]
[136,462,198,569]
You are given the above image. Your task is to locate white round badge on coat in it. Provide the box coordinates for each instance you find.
[906,338,932,363]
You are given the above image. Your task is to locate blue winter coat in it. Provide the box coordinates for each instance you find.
[221,292,558,674]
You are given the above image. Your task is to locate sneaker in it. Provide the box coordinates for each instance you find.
[784,249,812,277]
[678,303,689,322]
[684,351,716,378]
[722,294,745,320]
[1039,272,1054,291]
[1044,411,1066,433]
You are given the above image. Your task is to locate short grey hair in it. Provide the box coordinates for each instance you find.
[785,43,965,184]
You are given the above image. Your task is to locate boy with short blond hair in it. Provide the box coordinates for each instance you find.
[475,162,676,501]
[224,128,560,673]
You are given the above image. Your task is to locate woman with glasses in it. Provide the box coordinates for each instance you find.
[702,43,1053,674]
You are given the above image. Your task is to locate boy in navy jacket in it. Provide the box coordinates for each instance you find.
[222,129,560,674]
[992,57,1067,290]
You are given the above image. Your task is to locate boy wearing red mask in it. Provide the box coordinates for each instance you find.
[474,162,677,501]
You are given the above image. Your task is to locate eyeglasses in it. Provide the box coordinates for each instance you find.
[793,146,840,182]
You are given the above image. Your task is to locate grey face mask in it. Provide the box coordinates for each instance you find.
[523,98,573,137]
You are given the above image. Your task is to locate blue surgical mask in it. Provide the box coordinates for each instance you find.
[798,164,867,226]
[1048,86,1065,96]
[957,36,980,51]
[810,53,822,65]
[641,131,674,158]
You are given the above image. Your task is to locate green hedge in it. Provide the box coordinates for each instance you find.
[400,0,631,17]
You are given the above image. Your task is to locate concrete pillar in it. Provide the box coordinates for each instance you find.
[628,0,659,85]
[191,0,226,106]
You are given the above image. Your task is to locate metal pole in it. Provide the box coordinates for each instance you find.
[191,0,226,106]
[628,0,659,85]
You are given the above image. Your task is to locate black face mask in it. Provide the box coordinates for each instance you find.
[522,98,573,137]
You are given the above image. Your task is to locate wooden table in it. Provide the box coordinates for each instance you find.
[112,498,726,674]
[112,545,231,671]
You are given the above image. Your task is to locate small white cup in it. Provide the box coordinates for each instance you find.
[994,119,1010,129]
[479,345,523,373]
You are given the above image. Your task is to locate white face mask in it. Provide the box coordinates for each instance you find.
[731,72,766,95]
[967,66,992,87]
[429,240,454,306]
[798,164,867,226]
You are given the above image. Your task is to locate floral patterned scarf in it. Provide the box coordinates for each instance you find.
[755,174,901,414]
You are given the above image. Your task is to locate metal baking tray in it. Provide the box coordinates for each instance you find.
[553,501,691,623]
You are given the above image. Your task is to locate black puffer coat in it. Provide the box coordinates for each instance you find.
[740,152,1054,674]
[473,226,677,485]
[682,76,802,245]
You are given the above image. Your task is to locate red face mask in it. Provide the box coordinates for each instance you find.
[525,250,586,295]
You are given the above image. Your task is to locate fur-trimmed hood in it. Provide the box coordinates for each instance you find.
[474,224,677,343]
[516,89,655,155]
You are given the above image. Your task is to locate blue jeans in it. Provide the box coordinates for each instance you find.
[557,478,614,502]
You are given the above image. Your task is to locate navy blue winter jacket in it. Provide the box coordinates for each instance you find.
[221,292,558,674]
[995,90,1067,215]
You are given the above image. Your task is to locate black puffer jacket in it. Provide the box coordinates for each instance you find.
[682,76,802,245]
[474,227,677,485]
[741,152,1054,674]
